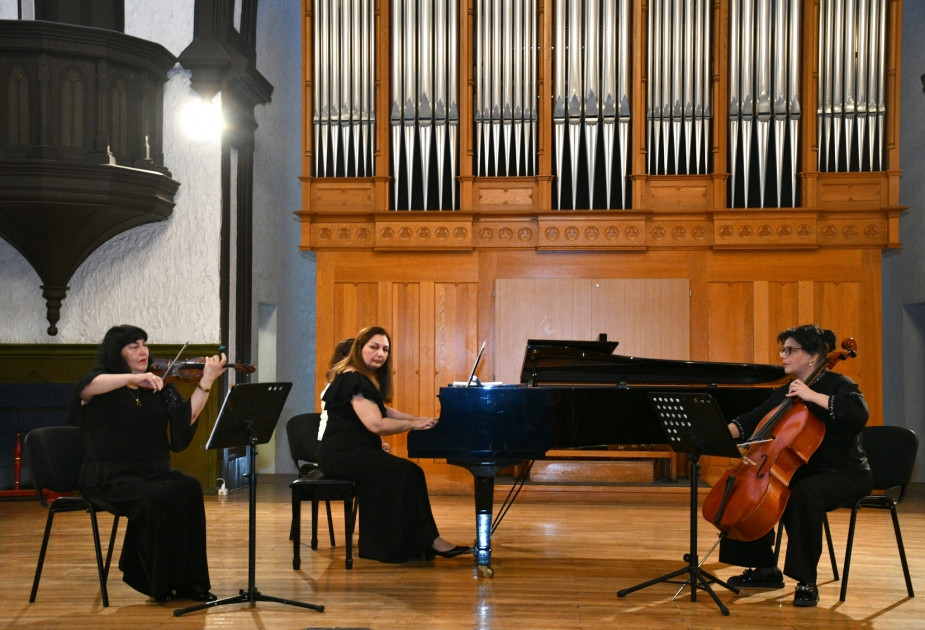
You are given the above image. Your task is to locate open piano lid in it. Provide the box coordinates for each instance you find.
[520,338,786,386]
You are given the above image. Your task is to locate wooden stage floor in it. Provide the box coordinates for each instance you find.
[1,475,923,629]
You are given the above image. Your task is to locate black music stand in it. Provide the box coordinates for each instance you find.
[617,392,741,616]
[174,382,324,617]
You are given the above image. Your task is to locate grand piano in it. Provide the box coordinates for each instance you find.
[406,338,787,576]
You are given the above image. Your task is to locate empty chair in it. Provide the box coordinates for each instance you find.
[287,413,357,569]
[839,425,918,601]
[24,425,124,607]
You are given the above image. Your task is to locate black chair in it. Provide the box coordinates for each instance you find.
[287,413,337,544]
[838,425,917,601]
[24,426,124,607]
[286,413,357,570]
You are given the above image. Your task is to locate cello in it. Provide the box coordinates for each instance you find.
[701,338,858,542]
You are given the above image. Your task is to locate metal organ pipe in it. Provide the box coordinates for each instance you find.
[728,0,801,207]
[308,0,890,214]
[816,0,886,173]
[314,0,375,180]
[585,0,600,208]
[473,0,538,182]
[552,0,631,210]
[385,0,459,210]
[787,0,801,202]
[646,0,712,181]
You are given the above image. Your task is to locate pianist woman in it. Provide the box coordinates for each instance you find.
[318,325,471,563]
[718,324,871,607]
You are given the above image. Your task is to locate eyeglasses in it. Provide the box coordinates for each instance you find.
[779,346,804,357]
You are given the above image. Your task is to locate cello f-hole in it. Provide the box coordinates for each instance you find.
[754,453,769,478]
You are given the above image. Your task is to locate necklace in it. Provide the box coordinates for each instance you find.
[128,387,142,407]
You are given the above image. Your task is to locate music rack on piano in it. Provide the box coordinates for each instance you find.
[406,338,786,576]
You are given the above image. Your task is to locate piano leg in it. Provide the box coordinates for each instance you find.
[449,460,522,578]
[474,474,495,577]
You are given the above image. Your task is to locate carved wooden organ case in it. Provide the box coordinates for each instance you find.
[297,0,901,455]
[298,0,902,248]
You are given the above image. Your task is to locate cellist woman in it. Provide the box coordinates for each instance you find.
[720,324,871,607]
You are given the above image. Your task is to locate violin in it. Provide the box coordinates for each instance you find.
[149,357,256,384]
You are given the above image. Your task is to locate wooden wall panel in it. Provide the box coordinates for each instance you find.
[813,282,863,382]
[388,283,423,455]
[767,282,802,361]
[591,279,691,360]
[495,279,690,383]
[332,282,380,343]
[434,282,481,389]
[707,282,756,363]
[313,248,885,492]
[495,279,594,383]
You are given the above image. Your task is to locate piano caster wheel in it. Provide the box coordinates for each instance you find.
[477,565,494,578]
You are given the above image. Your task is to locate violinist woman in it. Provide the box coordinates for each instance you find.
[720,324,871,607]
[318,325,471,563]
[68,325,227,603]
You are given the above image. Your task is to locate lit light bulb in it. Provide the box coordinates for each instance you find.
[181,96,223,142]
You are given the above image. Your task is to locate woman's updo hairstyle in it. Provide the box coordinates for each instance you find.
[777,324,836,360]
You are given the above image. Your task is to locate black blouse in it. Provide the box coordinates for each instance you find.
[320,370,386,451]
[731,370,869,474]
[68,369,198,488]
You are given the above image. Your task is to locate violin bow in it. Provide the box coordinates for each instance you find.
[160,341,189,380]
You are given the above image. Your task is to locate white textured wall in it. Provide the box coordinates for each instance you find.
[0,1,20,20]
[0,1,222,345]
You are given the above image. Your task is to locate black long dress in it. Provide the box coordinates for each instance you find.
[719,369,872,583]
[68,370,210,599]
[318,371,440,563]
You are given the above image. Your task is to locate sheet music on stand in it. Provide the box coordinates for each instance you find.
[204,382,291,450]
[450,341,501,387]
[650,392,740,459]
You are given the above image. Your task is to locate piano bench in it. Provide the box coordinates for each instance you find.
[289,473,358,570]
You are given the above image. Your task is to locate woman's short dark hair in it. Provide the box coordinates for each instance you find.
[327,326,393,402]
[96,324,148,373]
[777,324,836,360]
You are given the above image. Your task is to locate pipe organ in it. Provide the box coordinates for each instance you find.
[298,0,901,485]
[302,0,900,217]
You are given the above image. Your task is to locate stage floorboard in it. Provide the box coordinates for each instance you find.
[2,475,923,629]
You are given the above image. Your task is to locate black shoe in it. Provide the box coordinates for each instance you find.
[794,582,819,607]
[177,585,217,602]
[727,567,785,589]
[154,590,176,603]
[427,545,472,559]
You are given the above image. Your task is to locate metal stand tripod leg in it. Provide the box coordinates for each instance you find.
[175,441,324,617]
[616,453,738,616]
